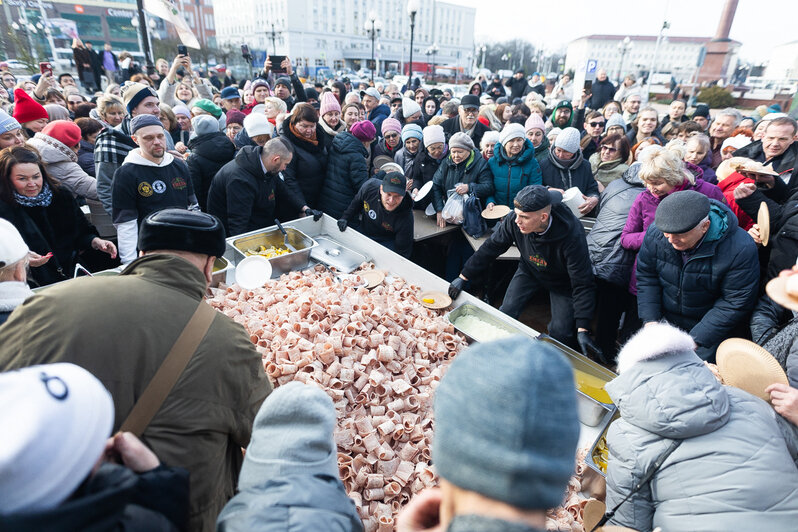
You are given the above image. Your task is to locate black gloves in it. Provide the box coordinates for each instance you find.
[577,330,603,360]
[448,277,467,299]
[304,208,323,221]
[337,219,348,232]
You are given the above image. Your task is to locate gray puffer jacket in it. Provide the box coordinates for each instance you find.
[27,133,98,200]
[605,335,798,532]
[587,163,644,286]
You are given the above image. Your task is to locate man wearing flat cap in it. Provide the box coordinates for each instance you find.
[448,185,601,358]
[0,209,272,532]
[636,190,759,360]
[441,94,491,149]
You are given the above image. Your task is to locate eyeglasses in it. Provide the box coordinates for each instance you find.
[600,145,618,152]
[589,121,605,127]
[462,108,478,115]
[384,133,399,139]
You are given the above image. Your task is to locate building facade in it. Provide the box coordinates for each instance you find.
[764,41,798,82]
[213,0,475,78]
[566,34,741,85]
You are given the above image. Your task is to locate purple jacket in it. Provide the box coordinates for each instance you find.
[697,152,717,184]
[620,177,724,293]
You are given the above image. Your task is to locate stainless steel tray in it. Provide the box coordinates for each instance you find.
[211,256,231,288]
[445,302,524,342]
[311,236,370,273]
[585,410,619,477]
[228,226,317,278]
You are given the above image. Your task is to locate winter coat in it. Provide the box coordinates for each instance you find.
[0,462,189,532]
[394,146,418,175]
[408,148,446,209]
[279,122,328,209]
[77,139,95,177]
[717,171,755,229]
[0,254,272,532]
[366,103,391,134]
[28,133,98,200]
[486,139,542,207]
[734,139,798,174]
[696,152,718,184]
[441,115,491,151]
[318,118,345,149]
[447,515,546,532]
[589,152,630,187]
[504,76,530,100]
[207,145,305,236]
[186,131,236,211]
[533,136,550,165]
[605,346,798,532]
[431,149,494,212]
[737,186,798,282]
[539,148,599,200]
[625,127,665,147]
[157,77,213,109]
[461,203,596,330]
[587,163,644,286]
[0,187,98,287]
[636,200,760,358]
[585,78,616,110]
[319,131,370,219]
[371,137,402,163]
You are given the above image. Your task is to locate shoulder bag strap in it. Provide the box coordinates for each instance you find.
[120,301,216,437]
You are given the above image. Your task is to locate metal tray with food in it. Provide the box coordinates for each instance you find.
[210,256,232,288]
[585,410,620,477]
[446,302,524,342]
[227,226,317,277]
[310,236,371,273]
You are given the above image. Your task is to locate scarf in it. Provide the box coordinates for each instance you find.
[0,281,34,312]
[14,182,53,208]
[290,122,318,146]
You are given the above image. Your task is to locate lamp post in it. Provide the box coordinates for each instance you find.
[406,0,419,78]
[645,20,670,97]
[479,45,486,69]
[364,11,382,84]
[426,42,439,83]
[617,36,632,84]
[268,23,279,56]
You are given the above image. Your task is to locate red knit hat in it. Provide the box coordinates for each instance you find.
[42,120,81,148]
[12,89,48,124]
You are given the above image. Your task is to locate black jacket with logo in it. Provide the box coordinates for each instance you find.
[341,178,414,258]
[461,202,596,329]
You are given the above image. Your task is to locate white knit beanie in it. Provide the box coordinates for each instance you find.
[423,124,445,147]
[499,123,526,145]
[402,97,422,118]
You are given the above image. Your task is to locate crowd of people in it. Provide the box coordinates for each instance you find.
[2,47,798,531]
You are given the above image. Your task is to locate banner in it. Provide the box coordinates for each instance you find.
[142,0,200,49]
[48,18,79,40]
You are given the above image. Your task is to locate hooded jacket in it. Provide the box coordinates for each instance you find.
[539,147,599,200]
[366,103,391,133]
[186,131,236,211]
[319,131,370,219]
[605,329,798,531]
[279,122,328,209]
[28,132,98,200]
[486,139,542,207]
[548,100,574,129]
[636,200,759,358]
[461,203,596,329]
[431,149,494,212]
[207,145,305,236]
[587,163,645,286]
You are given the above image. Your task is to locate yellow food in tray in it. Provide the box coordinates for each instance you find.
[592,435,609,473]
[244,245,291,258]
[575,369,613,404]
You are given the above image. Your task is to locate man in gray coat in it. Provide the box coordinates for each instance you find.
[605,322,798,531]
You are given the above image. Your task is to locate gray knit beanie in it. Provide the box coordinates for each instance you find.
[237,382,338,490]
[606,113,627,133]
[554,127,581,154]
[433,336,580,509]
[449,131,475,152]
[191,114,220,136]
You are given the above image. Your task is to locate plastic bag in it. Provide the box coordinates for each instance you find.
[441,189,465,224]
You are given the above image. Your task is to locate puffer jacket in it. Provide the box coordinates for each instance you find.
[366,103,391,134]
[587,163,644,286]
[539,147,599,200]
[486,139,541,207]
[589,152,630,187]
[636,200,759,358]
[27,133,98,200]
[279,122,328,209]
[393,146,418,175]
[605,340,798,532]
[431,149,494,212]
[186,131,236,211]
[319,131,369,219]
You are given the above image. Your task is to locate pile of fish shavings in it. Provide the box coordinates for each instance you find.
[207,264,469,531]
[545,447,597,532]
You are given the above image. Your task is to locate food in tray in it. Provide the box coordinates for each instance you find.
[591,435,609,474]
[244,245,291,258]
[574,369,612,404]
[452,314,514,342]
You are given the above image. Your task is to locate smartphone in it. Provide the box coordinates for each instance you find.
[241,44,250,58]
[270,55,287,74]
[39,62,53,76]
[583,79,593,92]
[177,44,188,56]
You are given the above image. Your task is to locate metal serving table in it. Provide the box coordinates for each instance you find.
[412,210,460,242]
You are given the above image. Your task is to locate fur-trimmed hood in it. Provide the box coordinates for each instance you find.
[616,322,696,374]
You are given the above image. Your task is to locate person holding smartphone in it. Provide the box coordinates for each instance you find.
[157,49,212,109]
[255,55,306,112]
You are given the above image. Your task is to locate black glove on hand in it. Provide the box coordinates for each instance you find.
[304,208,323,221]
[337,219,348,232]
[577,330,603,360]
[448,277,467,299]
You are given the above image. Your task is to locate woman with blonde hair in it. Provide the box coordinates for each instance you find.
[92,95,126,128]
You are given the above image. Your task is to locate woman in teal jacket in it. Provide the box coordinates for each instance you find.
[486,124,542,210]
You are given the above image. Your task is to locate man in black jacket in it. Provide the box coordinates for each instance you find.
[207,138,319,236]
[338,172,414,258]
[448,185,601,356]
[585,69,615,110]
[441,94,490,150]
[504,69,530,100]
[733,117,798,198]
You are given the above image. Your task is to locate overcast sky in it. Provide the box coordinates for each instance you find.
[449,0,795,64]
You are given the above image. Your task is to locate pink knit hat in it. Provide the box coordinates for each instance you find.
[381,117,402,136]
[320,92,341,116]
[350,120,376,142]
[524,114,545,133]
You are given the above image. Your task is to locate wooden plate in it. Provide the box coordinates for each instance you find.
[361,270,385,289]
[419,290,452,310]
[583,499,606,532]
[766,275,798,312]
[716,338,787,402]
[482,204,511,219]
[758,202,770,246]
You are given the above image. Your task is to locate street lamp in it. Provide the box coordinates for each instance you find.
[479,45,486,69]
[267,24,280,56]
[426,42,439,83]
[617,36,632,84]
[364,11,382,83]
[557,58,564,73]
[406,0,419,78]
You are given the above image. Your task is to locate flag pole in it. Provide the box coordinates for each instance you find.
[136,0,155,75]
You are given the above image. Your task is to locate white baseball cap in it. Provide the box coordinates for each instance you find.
[0,218,28,268]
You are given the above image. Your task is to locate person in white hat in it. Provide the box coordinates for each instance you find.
[539,126,600,216]
[0,218,33,325]
[0,363,189,529]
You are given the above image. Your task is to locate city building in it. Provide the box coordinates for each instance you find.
[165,0,216,47]
[764,41,798,82]
[565,34,740,85]
[213,0,475,79]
